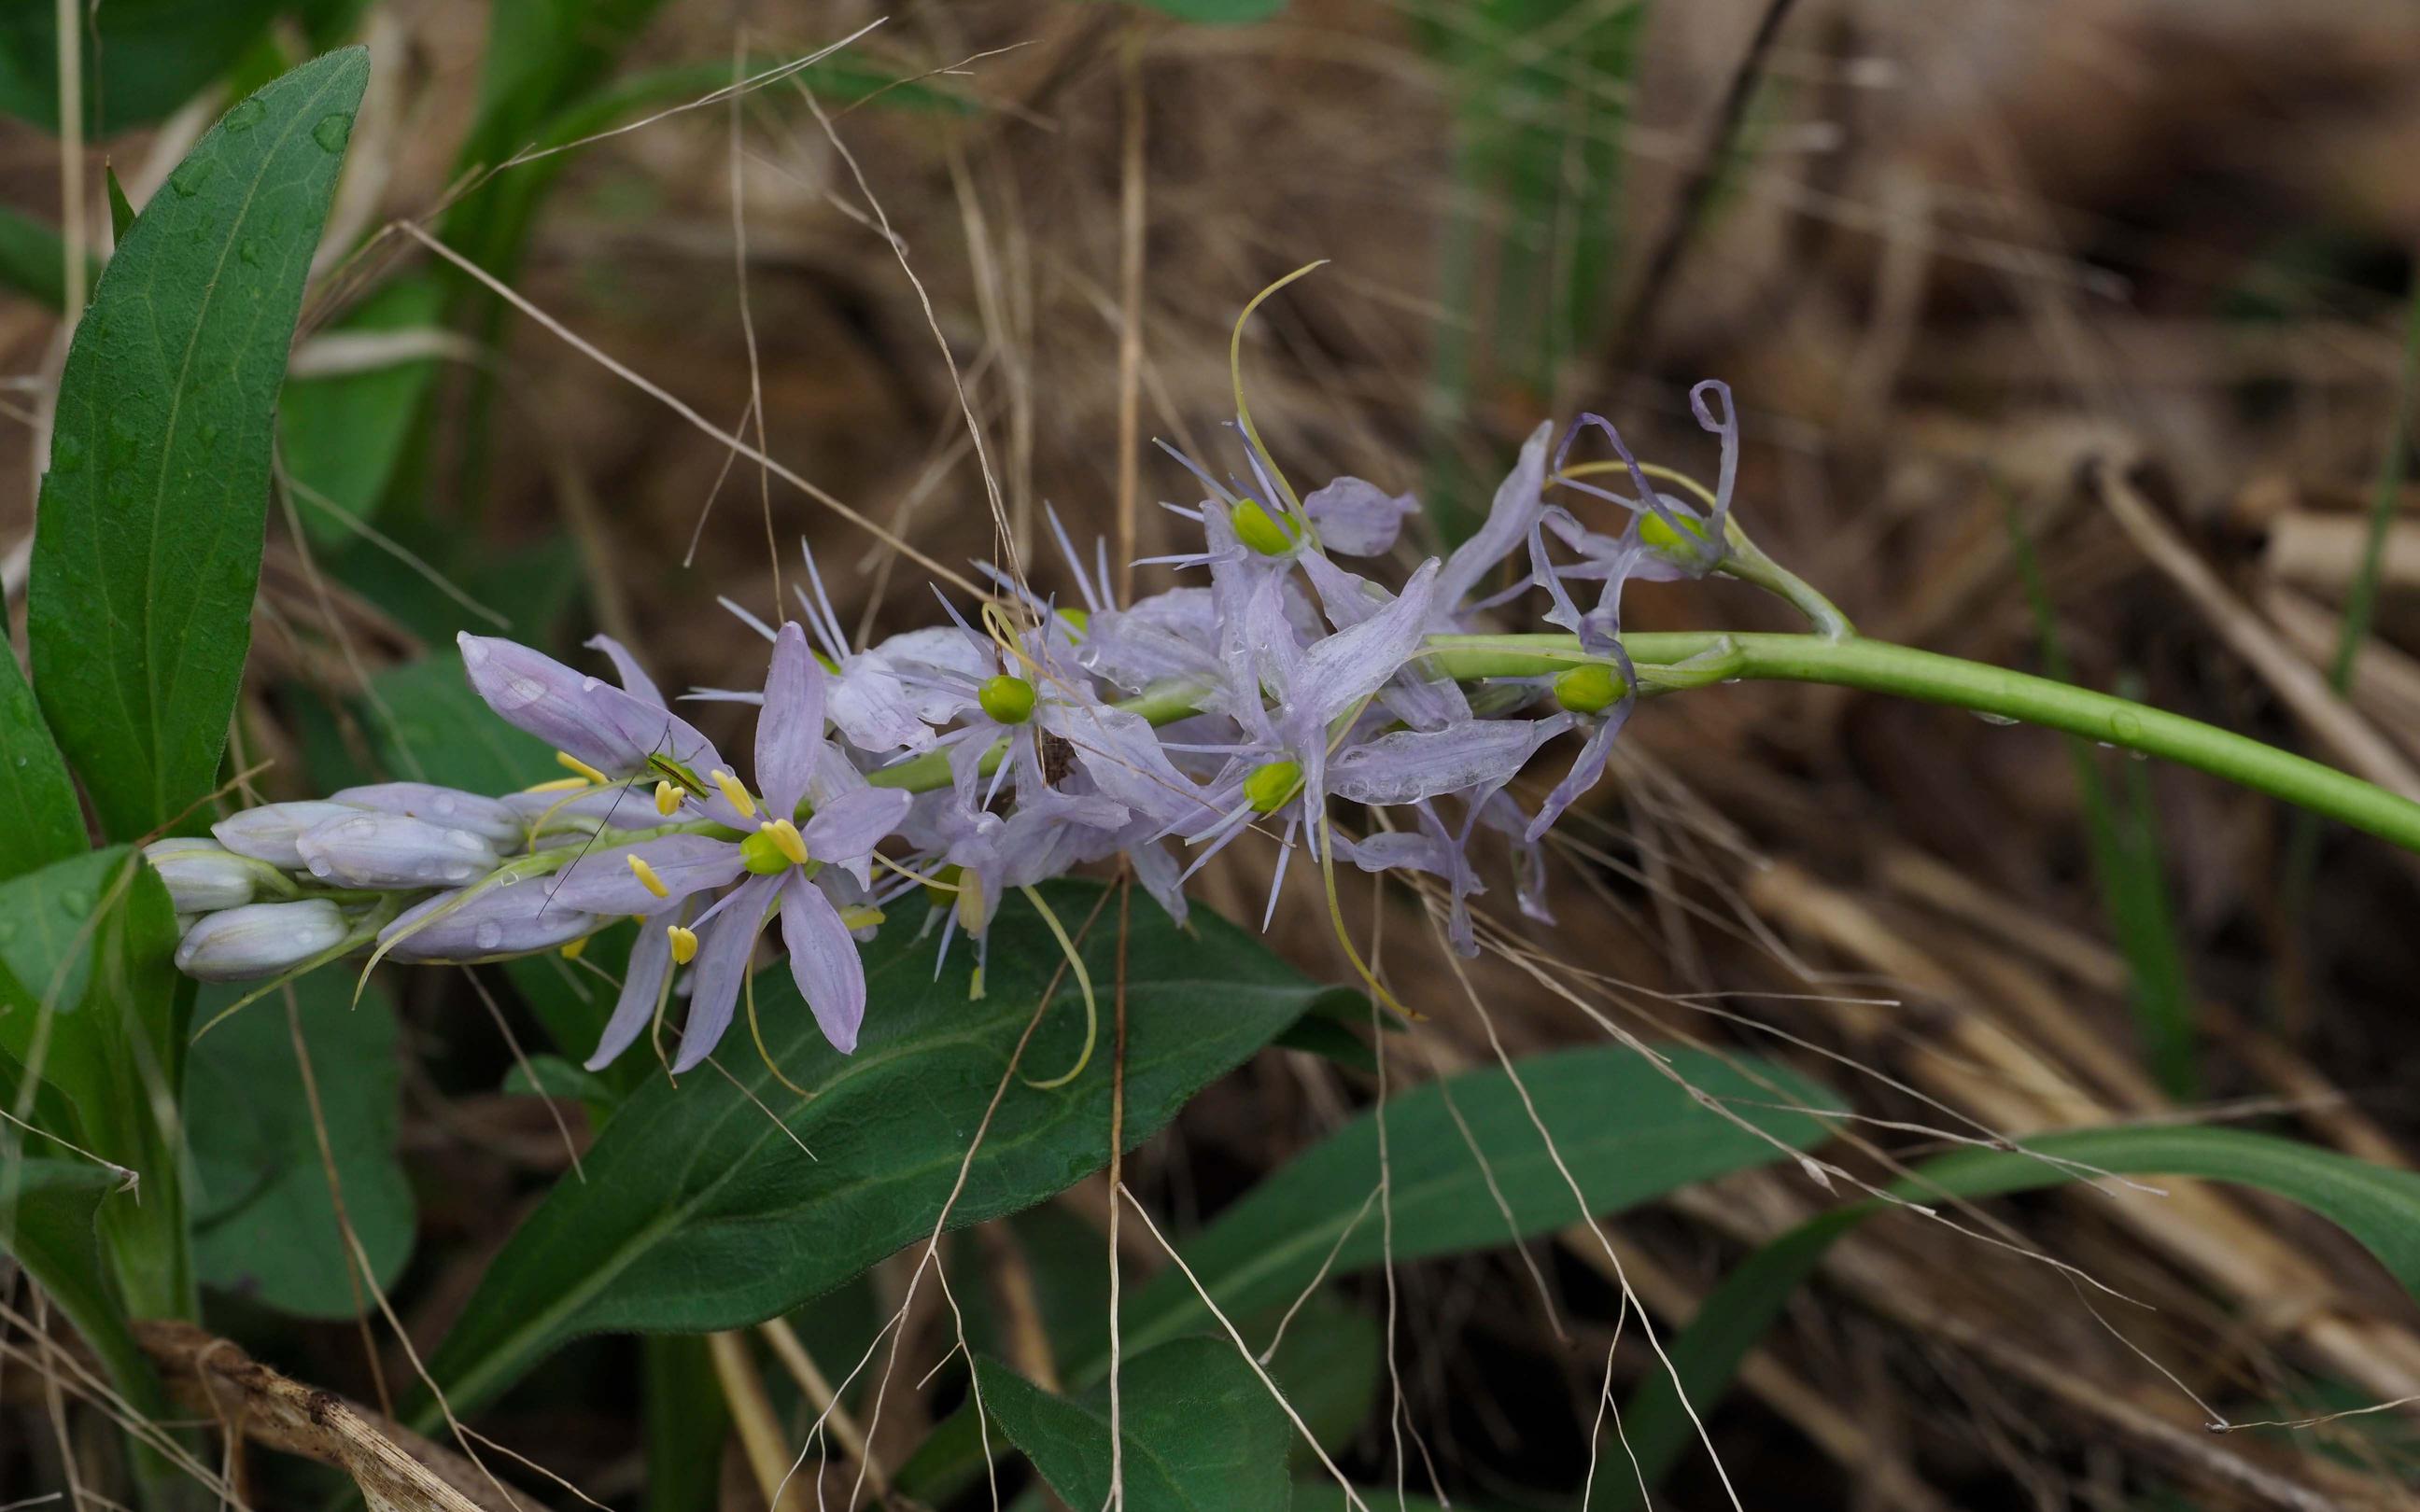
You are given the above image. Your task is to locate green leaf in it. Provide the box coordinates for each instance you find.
[642,1334,728,1512]
[0,1159,150,1410]
[0,0,286,133]
[979,1337,1293,1511]
[1116,1046,1830,1362]
[500,1052,612,1105]
[279,275,447,545]
[0,648,87,882]
[104,167,135,245]
[0,206,96,313]
[414,883,1331,1425]
[187,968,415,1319]
[27,49,368,842]
[1616,1125,2420,1503]
[0,847,193,1321]
[364,651,555,793]
[1291,1491,1456,1512]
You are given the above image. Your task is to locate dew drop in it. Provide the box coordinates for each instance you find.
[49,434,84,474]
[579,677,603,694]
[2111,711,2144,743]
[307,858,332,878]
[238,239,260,268]
[444,861,479,883]
[59,890,91,916]
[503,675,547,707]
[473,922,504,951]
[312,113,354,154]
[225,98,264,133]
[1971,711,2020,727]
[446,830,482,852]
[169,159,216,198]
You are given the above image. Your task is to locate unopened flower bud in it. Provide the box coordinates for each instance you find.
[1551,663,1626,715]
[1639,506,1718,568]
[1231,497,1300,556]
[978,674,1036,725]
[377,876,597,962]
[1245,758,1304,814]
[329,783,525,847]
[175,900,350,981]
[296,812,502,889]
[212,802,362,869]
[144,839,265,913]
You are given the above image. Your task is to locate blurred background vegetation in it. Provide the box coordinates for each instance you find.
[10,0,2420,1507]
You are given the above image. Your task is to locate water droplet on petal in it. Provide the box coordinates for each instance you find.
[503,675,547,707]
[579,677,603,694]
[443,861,478,882]
[1971,711,2019,727]
[473,922,503,950]
[307,858,332,878]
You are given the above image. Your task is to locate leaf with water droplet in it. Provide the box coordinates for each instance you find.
[28,49,368,843]
[312,112,354,154]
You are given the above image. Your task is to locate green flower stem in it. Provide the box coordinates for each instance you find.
[1429,632,2420,856]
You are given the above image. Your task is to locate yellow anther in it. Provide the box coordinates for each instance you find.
[654,779,681,817]
[666,925,699,965]
[710,767,757,818]
[764,818,809,867]
[556,750,612,785]
[523,776,590,794]
[559,934,589,961]
[628,854,670,900]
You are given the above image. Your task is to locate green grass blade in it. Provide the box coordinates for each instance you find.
[26,49,368,841]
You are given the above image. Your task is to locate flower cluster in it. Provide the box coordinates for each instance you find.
[159,388,1739,1073]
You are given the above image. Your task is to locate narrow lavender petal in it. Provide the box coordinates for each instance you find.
[176,900,350,980]
[830,663,934,755]
[502,784,657,829]
[587,917,673,1071]
[1329,714,1571,806]
[377,876,598,962]
[212,801,364,868]
[458,633,725,778]
[330,783,525,846]
[1300,558,1442,723]
[1301,553,1469,729]
[1690,378,1738,548]
[549,833,746,916]
[1435,421,1553,610]
[781,875,866,1055]
[585,634,667,707]
[1302,476,1417,555]
[1525,703,1632,842]
[296,811,502,889]
[671,873,781,1072]
[756,622,826,817]
[1040,702,1222,833]
[801,786,912,885]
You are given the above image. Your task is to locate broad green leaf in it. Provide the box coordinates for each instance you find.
[0,206,96,313]
[0,1159,151,1412]
[979,1337,1292,1511]
[0,0,285,133]
[1116,1046,1830,1361]
[0,649,87,881]
[27,49,368,842]
[279,276,447,545]
[414,883,1331,1425]
[901,1045,1830,1505]
[0,847,192,1321]
[1616,1125,2420,1503]
[188,969,415,1319]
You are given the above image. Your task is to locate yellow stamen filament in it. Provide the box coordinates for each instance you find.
[764,818,808,866]
[523,776,589,794]
[710,767,757,818]
[556,750,612,786]
[1020,884,1097,1090]
[654,779,682,817]
[666,924,698,965]
[559,934,589,961]
[629,854,670,900]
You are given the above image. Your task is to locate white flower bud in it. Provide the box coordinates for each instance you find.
[174,901,350,982]
[143,839,263,913]
[295,812,501,889]
[211,801,361,869]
